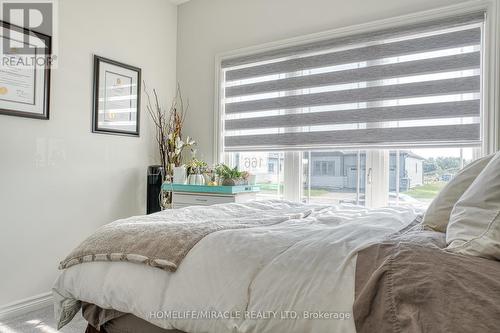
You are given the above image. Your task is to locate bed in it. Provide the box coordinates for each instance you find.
[53,200,500,333]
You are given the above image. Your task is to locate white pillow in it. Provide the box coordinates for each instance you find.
[422,154,493,232]
[446,151,500,260]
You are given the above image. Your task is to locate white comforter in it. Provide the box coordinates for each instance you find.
[53,200,419,333]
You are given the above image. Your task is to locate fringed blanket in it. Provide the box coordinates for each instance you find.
[60,201,313,272]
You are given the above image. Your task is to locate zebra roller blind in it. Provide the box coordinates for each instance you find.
[221,13,484,152]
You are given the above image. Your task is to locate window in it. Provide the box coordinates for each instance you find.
[303,150,366,205]
[226,152,284,200]
[220,12,488,208]
[313,161,335,176]
[313,161,321,176]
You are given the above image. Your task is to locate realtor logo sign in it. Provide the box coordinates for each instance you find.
[1,0,57,66]
[2,1,52,54]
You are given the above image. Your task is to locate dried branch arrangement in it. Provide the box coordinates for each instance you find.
[145,83,195,182]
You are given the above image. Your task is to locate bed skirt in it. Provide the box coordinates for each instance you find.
[82,303,185,333]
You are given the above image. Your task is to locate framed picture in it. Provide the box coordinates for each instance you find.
[92,55,141,136]
[0,21,51,120]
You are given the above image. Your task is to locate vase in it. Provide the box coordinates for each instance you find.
[248,174,257,185]
[222,178,235,186]
[173,166,187,184]
[188,173,206,185]
[203,173,212,184]
[222,178,244,186]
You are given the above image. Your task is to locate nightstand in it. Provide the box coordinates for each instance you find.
[161,184,260,209]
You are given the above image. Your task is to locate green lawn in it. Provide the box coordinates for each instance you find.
[308,189,329,196]
[403,182,446,199]
[257,183,328,196]
[257,183,283,193]
[258,182,446,200]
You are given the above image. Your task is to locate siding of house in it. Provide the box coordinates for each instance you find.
[311,152,423,191]
[405,156,424,187]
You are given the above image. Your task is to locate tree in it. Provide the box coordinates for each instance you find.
[423,156,462,177]
[423,158,437,174]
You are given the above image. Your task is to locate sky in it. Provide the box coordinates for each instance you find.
[412,147,475,160]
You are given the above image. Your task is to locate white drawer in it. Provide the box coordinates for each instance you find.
[171,203,193,209]
[172,193,235,206]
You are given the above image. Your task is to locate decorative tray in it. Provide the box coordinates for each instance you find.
[161,183,260,194]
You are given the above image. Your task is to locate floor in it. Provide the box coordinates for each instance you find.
[0,306,86,333]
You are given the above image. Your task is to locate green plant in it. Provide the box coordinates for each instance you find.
[187,158,208,174]
[215,164,243,179]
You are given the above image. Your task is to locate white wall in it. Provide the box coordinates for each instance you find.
[0,0,177,307]
[177,0,475,164]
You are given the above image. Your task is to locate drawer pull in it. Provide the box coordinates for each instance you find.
[195,198,208,202]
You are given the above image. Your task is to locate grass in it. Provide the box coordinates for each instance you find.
[308,189,329,196]
[403,182,447,199]
[257,183,328,196]
[257,183,283,194]
[257,183,282,191]
[258,182,446,200]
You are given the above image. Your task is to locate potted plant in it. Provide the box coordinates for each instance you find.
[204,167,217,186]
[186,158,208,185]
[145,83,196,182]
[215,164,248,186]
[145,83,196,207]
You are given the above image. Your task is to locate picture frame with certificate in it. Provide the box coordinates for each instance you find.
[92,55,141,137]
[0,20,51,120]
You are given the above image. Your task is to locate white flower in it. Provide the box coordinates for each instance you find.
[175,136,184,147]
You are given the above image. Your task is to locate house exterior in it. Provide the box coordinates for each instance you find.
[236,151,424,192]
[309,151,424,192]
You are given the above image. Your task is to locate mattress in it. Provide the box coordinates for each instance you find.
[53,200,421,333]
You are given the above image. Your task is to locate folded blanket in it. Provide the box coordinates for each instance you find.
[354,220,500,333]
[60,201,314,272]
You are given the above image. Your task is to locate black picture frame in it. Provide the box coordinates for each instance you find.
[92,55,141,137]
[0,20,51,120]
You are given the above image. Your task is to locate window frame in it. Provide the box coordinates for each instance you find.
[214,1,499,204]
[214,0,498,162]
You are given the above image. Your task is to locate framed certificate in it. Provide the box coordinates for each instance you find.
[92,55,141,136]
[0,21,51,119]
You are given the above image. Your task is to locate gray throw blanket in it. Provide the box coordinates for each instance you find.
[60,201,313,272]
[354,222,500,333]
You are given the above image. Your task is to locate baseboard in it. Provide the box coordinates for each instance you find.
[0,292,53,321]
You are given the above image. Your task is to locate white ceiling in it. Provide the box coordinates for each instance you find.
[170,0,190,5]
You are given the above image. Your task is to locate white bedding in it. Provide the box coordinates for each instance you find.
[53,200,420,333]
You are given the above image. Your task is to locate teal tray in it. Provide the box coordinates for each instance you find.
[162,183,260,194]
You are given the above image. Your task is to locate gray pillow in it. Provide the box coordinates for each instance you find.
[446,151,500,259]
[422,153,493,232]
